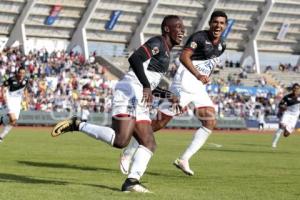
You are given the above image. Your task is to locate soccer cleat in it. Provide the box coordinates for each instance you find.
[51,116,80,137]
[121,178,151,193]
[119,153,132,175]
[173,158,194,176]
[0,138,3,143]
[272,143,277,148]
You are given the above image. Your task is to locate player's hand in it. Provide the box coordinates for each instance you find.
[196,74,210,84]
[168,95,182,114]
[142,87,153,108]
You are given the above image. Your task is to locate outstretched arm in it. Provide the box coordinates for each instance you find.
[180,49,210,84]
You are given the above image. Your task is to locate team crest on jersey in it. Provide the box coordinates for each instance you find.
[152,47,159,55]
[218,43,222,51]
[190,41,197,49]
[22,80,26,85]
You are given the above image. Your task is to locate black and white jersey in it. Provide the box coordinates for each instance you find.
[124,36,170,90]
[183,30,226,77]
[3,76,29,98]
[172,30,226,93]
[279,93,300,114]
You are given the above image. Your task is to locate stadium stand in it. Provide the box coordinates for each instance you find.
[0,0,299,128]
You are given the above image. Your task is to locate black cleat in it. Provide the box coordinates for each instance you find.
[51,116,80,137]
[121,178,151,193]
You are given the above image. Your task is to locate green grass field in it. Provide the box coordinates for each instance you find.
[1,127,300,200]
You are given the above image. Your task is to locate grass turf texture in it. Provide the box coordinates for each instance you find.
[0,127,300,200]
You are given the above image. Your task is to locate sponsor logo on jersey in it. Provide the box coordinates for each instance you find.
[190,41,197,49]
[152,47,159,55]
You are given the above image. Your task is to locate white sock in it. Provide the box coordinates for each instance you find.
[180,126,211,161]
[123,137,139,158]
[79,122,115,146]
[128,145,153,181]
[0,125,13,139]
[272,128,283,147]
[1,115,10,126]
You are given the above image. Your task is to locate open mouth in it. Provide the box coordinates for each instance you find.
[213,29,222,35]
[177,33,184,41]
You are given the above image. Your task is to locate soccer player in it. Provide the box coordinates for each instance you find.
[0,67,29,142]
[272,83,300,148]
[120,10,228,176]
[51,15,185,193]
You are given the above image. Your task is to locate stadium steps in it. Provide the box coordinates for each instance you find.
[266,70,300,87]
[262,72,281,87]
[213,67,262,86]
[95,55,125,79]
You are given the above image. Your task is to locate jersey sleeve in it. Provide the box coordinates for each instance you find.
[2,78,10,87]
[279,96,288,107]
[183,32,204,53]
[128,36,162,88]
[142,36,163,59]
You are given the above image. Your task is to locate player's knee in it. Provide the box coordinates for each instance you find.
[10,119,17,126]
[152,120,166,132]
[113,134,131,148]
[113,139,130,149]
[283,131,290,137]
[139,136,156,152]
[202,119,216,130]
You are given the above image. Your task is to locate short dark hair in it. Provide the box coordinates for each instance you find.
[292,83,300,89]
[209,10,228,24]
[161,15,180,33]
[18,66,26,73]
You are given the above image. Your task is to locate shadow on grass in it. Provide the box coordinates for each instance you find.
[0,172,120,192]
[0,173,68,185]
[17,161,119,173]
[238,143,271,147]
[202,148,290,154]
[85,183,120,192]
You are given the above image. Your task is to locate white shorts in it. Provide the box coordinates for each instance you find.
[281,112,299,134]
[112,80,151,123]
[159,80,214,117]
[6,96,22,119]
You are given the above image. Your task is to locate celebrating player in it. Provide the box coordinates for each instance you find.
[272,83,300,148]
[120,10,228,176]
[51,15,185,193]
[0,67,29,142]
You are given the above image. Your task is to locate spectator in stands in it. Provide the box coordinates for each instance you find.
[279,63,286,72]
[293,65,299,73]
[264,65,273,73]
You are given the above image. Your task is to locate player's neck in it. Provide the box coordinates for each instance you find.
[207,31,221,45]
[161,35,173,51]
